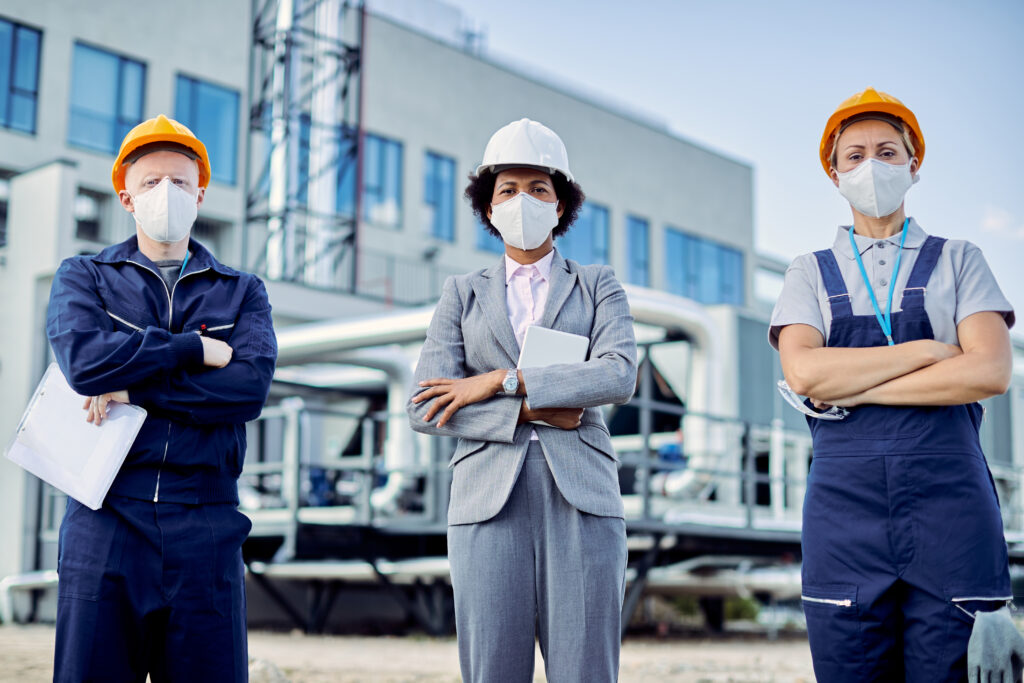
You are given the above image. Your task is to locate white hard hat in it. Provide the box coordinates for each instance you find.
[475,118,574,183]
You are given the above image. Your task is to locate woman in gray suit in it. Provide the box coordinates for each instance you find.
[407,118,637,683]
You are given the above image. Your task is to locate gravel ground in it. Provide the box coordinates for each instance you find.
[0,625,815,682]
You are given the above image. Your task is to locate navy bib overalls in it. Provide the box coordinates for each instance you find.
[801,236,1011,682]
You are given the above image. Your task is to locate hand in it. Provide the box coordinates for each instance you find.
[82,390,130,426]
[809,397,835,411]
[968,606,1024,683]
[814,394,863,409]
[923,339,964,363]
[520,405,584,430]
[413,371,504,428]
[201,336,233,368]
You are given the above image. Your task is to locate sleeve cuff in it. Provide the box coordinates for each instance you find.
[170,331,205,368]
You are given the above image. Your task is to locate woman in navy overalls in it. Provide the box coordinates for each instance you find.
[770,88,1017,681]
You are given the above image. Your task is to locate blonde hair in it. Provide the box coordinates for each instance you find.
[829,115,916,171]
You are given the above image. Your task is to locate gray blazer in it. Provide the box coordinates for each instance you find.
[407,249,637,525]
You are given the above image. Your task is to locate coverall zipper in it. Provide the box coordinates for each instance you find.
[127,260,210,502]
[801,595,853,608]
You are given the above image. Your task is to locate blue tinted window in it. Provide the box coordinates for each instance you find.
[175,75,240,185]
[664,226,744,304]
[720,245,744,304]
[559,201,609,265]
[68,44,145,154]
[477,221,504,253]
[626,215,649,286]
[0,18,41,134]
[424,151,455,241]
[336,127,358,217]
[363,133,402,228]
[263,113,357,214]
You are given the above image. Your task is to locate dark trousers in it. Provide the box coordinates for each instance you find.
[54,495,251,682]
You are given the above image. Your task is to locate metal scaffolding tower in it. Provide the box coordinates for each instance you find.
[244,0,363,290]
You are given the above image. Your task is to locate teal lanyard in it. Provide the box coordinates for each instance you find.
[179,250,191,278]
[848,218,909,346]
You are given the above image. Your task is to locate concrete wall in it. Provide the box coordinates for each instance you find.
[0,160,79,579]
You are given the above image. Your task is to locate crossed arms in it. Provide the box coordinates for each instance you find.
[406,268,637,442]
[46,259,277,426]
[778,311,1011,408]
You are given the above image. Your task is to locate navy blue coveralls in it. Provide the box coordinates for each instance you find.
[46,237,277,682]
[801,236,1011,682]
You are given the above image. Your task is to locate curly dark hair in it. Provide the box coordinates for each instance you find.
[464,169,585,240]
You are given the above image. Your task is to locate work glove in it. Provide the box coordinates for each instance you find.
[968,606,1024,683]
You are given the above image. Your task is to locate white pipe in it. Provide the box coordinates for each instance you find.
[275,287,725,416]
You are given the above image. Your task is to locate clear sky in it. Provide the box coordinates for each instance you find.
[442,0,1024,333]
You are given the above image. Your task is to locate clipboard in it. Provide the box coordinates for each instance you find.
[5,363,147,510]
[517,326,589,426]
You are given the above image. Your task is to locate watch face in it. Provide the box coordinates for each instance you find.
[503,373,517,393]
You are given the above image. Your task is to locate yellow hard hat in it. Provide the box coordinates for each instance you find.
[819,87,925,176]
[111,114,211,193]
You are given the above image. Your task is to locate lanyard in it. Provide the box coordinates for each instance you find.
[179,250,191,278]
[848,218,909,346]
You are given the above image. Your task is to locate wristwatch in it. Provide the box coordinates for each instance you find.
[501,368,519,395]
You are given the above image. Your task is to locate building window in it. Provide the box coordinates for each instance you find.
[74,189,106,242]
[626,215,649,286]
[664,226,744,305]
[336,127,358,217]
[476,221,503,254]
[175,75,240,185]
[362,133,402,228]
[0,175,9,247]
[0,18,41,134]
[192,217,230,260]
[558,201,608,265]
[423,151,455,242]
[68,43,145,154]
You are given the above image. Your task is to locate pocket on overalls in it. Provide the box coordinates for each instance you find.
[57,501,123,601]
[943,594,1013,673]
[802,583,866,669]
[817,404,930,441]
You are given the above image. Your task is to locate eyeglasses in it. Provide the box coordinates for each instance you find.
[777,380,850,421]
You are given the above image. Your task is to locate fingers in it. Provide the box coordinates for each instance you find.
[436,399,464,428]
[423,393,455,422]
[418,378,454,387]
[412,385,448,404]
[86,395,109,425]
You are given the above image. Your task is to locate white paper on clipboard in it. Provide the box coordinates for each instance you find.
[4,363,147,510]
[517,326,589,426]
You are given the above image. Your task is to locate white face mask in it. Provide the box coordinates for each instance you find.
[489,192,559,250]
[836,158,917,219]
[131,177,199,243]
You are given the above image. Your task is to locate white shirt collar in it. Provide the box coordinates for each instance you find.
[504,249,555,284]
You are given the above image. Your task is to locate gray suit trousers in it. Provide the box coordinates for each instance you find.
[447,442,627,683]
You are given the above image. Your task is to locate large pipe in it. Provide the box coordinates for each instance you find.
[274,287,727,418]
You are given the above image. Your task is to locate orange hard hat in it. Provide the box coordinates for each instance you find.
[111,114,211,193]
[819,87,925,176]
